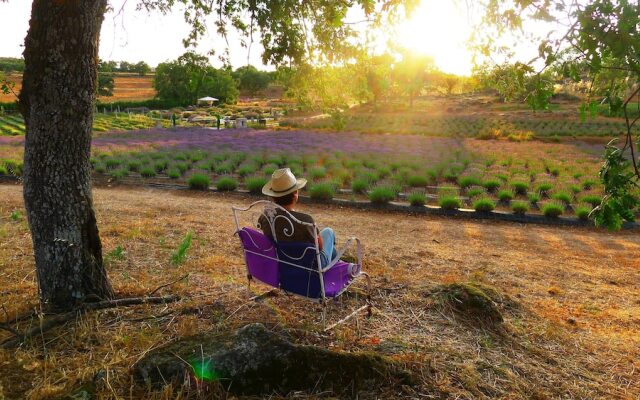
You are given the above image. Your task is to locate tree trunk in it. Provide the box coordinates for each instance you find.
[19,0,113,311]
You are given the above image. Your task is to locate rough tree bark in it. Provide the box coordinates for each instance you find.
[18,0,113,311]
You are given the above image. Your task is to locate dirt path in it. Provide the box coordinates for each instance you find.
[1,184,638,399]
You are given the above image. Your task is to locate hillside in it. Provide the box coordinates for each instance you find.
[0,73,155,103]
[1,184,638,398]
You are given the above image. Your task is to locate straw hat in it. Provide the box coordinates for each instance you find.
[262,168,307,197]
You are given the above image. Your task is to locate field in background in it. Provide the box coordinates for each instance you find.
[283,96,639,139]
[0,73,156,103]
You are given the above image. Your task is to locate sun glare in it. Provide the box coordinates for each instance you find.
[396,0,474,76]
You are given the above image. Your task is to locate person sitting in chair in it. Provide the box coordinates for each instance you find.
[258,168,338,266]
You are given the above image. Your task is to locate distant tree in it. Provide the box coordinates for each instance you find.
[133,61,151,76]
[234,65,271,95]
[0,57,25,72]
[98,60,117,73]
[154,52,238,104]
[119,61,134,73]
[363,53,394,105]
[97,60,115,96]
[442,74,460,95]
[97,73,114,97]
[393,52,436,107]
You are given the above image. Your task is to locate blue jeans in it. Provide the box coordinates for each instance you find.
[319,227,338,268]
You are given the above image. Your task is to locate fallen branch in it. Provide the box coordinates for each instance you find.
[148,274,189,296]
[1,295,181,348]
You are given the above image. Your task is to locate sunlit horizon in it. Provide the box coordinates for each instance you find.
[396,0,475,76]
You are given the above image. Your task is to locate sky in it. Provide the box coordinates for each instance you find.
[0,0,552,76]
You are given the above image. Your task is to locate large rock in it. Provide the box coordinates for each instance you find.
[133,323,415,396]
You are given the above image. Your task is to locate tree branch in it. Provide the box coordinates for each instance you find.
[0,295,181,348]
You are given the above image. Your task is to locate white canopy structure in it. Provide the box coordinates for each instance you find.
[197,96,219,106]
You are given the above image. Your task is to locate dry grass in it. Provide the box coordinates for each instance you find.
[0,183,639,399]
[0,73,155,103]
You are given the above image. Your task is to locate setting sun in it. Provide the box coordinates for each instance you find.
[396,0,474,76]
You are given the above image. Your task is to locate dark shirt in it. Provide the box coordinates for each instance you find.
[258,208,317,244]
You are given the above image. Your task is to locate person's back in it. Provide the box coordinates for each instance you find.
[258,208,316,244]
[259,168,337,266]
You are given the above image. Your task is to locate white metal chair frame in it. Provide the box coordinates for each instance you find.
[232,200,372,328]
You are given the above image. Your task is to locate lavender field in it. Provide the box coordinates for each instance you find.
[0,127,611,218]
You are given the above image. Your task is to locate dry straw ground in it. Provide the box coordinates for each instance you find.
[0,183,639,399]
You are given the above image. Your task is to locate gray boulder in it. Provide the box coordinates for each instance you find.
[133,323,415,396]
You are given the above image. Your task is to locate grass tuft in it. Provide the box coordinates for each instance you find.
[368,185,397,204]
[245,176,268,194]
[188,173,211,190]
[216,176,238,191]
[439,195,462,210]
[511,200,529,215]
[408,191,426,206]
[171,231,193,266]
[309,182,335,201]
[473,197,496,212]
[542,202,565,218]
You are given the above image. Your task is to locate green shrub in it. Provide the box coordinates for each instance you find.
[216,176,238,191]
[309,182,335,200]
[407,175,429,187]
[368,185,397,204]
[575,205,592,220]
[94,163,106,174]
[408,191,426,206]
[483,179,501,192]
[542,202,565,218]
[580,194,602,207]
[552,191,572,204]
[127,160,142,172]
[262,163,279,176]
[439,195,461,210]
[309,167,327,180]
[109,168,128,179]
[498,189,514,202]
[237,164,258,177]
[215,162,234,175]
[473,197,496,212]
[0,165,7,175]
[510,180,529,195]
[527,192,540,204]
[573,172,584,180]
[458,175,482,189]
[351,178,369,193]
[581,179,597,190]
[467,186,486,198]
[154,160,168,173]
[511,200,529,215]
[536,182,553,195]
[174,162,189,174]
[569,184,582,194]
[495,173,509,182]
[188,173,211,190]
[140,167,156,178]
[167,168,181,179]
[443,169,459,182]
[105,157,122,170]
[245,176,268,194]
